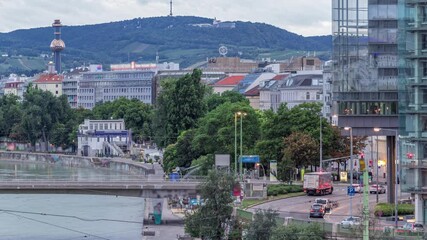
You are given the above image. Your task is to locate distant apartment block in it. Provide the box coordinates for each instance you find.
[205,57,258,73]
[1,73,34,99]
[33,74,63,97]
[78,70,155,109]
[63,70,83,108]
[4,81,25,98]
[259,71,324,113]
[281,56,323,72]
[212,75,246,94]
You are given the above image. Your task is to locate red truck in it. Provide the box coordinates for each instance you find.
[303,172,333,196]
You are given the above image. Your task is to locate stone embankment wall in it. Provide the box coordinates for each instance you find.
[0,151,151,175]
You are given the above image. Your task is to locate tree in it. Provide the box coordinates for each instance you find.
[192,101,260,167]
[244,209,279,240]
[205,90,249,111]
[185,170,236,239]
[283,132,319,169]
[271,223,325,240]
[92,98,154,143]
[154,69,208,148]
[20,88,73,150]
[162,129,199,173]
[0,94,22,138]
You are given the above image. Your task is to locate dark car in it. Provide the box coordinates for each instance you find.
[309,204,325,218]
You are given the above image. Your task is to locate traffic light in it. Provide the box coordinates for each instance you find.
[407,152,414,159]
[359,158,366,171]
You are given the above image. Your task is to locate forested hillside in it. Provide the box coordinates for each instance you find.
[0,16,331,75]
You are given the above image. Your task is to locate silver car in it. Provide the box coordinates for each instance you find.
[340,216,361,229]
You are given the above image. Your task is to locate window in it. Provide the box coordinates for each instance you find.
[316,93,321,100]
[306,92,310,100]
[306,59,314,65]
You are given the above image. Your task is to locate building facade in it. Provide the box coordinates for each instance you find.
[278,71,324,109]
[77,119,131,157]
[399,0,427,224]
[62,73,81,108]
[332,0,400,206]
[78,70,155,109]
[33,74,63,97]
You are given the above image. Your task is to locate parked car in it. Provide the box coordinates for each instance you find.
[396,221,424,233]
[369,184,386,194]
[309,204,325,218]
[314,198,332,211]
[340,216,361,229]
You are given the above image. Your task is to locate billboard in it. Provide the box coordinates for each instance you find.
[215,154,230,167]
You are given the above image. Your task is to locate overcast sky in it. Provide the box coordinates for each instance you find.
[0,0,331,36]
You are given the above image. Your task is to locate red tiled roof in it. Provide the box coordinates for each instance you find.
[272,74,289,80]
[215,75,245,85]
[244,86,260,96]
[33,74,63,83]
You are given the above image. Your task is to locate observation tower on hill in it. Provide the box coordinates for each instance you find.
[50,19,65,73]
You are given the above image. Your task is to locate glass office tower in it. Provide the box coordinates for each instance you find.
[399,0,427,225]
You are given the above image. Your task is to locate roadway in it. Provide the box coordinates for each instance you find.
[248,185,391,224]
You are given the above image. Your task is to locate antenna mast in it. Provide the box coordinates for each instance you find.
[169,0,173,16]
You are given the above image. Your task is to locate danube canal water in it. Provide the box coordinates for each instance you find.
[0,161,145,240]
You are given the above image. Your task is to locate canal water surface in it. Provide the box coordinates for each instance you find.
[0,161,145,240]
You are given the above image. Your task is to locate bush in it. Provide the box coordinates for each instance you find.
[374,203,414,217]
[267,184,303,196]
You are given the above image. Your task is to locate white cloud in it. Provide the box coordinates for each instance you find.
[0,0,331,36]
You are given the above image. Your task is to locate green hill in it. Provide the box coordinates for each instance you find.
[0,16,331,75]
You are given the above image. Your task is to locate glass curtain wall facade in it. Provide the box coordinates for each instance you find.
[333,0,399,135]
[399,0,427,225]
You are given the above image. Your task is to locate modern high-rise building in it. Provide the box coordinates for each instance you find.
[50,19,65,73]
[332,0,399,203]
[399,0,427,225]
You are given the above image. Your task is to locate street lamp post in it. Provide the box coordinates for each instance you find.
[376,135,379,203]
[344,126,354,218]
[239,113,246,180]
[320,114,323,171]
[234,113,239,177]
[234,112,246,180]
[374,127,399,229]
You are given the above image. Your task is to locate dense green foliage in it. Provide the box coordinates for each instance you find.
[271,223,325,240]
[267,184,303,196]
[185,170,237,239]
[153,69,208,148]
[0,16,331,74]
[244,209,279,240]
[374,203,414,217]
